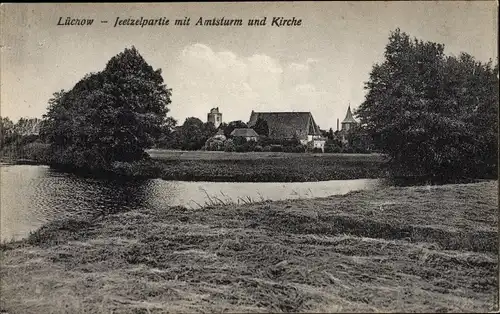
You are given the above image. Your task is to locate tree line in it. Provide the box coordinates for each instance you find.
[0,117,47,161]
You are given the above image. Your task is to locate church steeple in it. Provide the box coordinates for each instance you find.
[342,104,357,124]
[341,104,357,131]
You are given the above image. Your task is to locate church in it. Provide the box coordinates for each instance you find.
[337,105,358,144]
[247,110,326,151]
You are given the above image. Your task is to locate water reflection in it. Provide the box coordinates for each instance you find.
[1,165,380,241]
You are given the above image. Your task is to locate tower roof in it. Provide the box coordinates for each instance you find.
[342,105,357,124]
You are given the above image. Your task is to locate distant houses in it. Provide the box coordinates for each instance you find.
[204,106,360,153]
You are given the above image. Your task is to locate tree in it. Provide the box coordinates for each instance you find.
[177,117,206,150]
[203,121,217,138]
[345,124,372,153]
[327,128,334,140]
[252,118,269,136]
[155,116,178,148]
[41,47,172,170]
[356,29,498,181]
[218,122,228,131]
[164,119,219,151]
[0,117,14,148]
[224,120,247,138]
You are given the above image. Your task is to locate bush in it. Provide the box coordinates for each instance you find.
[204,138,225,151]
[342,147,354,154]
[224,139,235,152]
[112,160,163,178]
[0,134,50,163]
[22,142,50,163]
[311,147,323,154]
[263,145,271,152]
[235,145,245,153]
[253,145,263,152]
[292,145,306,153]
[258,137,300,148]
[324,144,342,153]
[283,146,293,153]
[270,145,283,152]
[353,146,369,154]
[245,140,257,151]
[232,136,247,146]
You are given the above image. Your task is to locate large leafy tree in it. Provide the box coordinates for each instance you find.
[155,116,178,148]
[345,124,372,153]
[356,29,498,180]
[41,47,172,170]
[251,118,269,136]
[175,117,217,150]
[223,120,248,138]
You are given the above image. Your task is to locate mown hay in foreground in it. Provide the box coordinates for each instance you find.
[1,181,498,313]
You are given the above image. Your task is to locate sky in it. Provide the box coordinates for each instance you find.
[1,2,498,130]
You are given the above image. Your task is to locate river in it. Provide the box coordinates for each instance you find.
[1,164,381,242]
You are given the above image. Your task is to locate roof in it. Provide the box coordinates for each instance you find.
[230,128,259,137]
[248,111,321,139]
[342,106,357,124]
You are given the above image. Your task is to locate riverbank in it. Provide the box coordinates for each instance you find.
[117,150,387,182]
[5,148,387,182]
[0,142,50,164]
[1,181,497,313]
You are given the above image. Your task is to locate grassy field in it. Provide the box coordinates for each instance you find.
[1,181,497,313]
[147,149,384,161]
[138,149,386,182]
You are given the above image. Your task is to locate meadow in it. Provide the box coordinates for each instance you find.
[1,180,497,313]
[146,149,384,161]
[116,149,387,182]
[1,147,387,182]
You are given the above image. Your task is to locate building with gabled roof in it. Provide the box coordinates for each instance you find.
[247,110,326,151]
[230,128,259,141]
[248,111,322,141]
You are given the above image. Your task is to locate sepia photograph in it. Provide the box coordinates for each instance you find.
[0,2,498,313]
